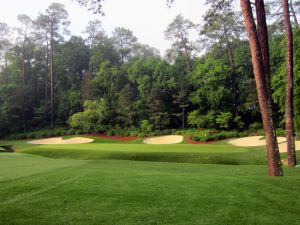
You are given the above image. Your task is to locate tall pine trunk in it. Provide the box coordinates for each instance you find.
[45,40,49,107]
[240,0,283,176]
[282,0,297,167]
[255,0,271,100]
[21,42,26,133]
[50,28,55,129]
[223,23,238,117]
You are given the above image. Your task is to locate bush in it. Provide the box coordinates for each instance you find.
[68,99,111,134]
[216,112,232,130]
[186,129,240,142]
[187,110,206,128]
[140,120,154,135]
[233,116,245,130]
[249,122,263,131]
[187,111,216,129]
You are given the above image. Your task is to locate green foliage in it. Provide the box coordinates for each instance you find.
[68,99,111,133]
[233,116,245,130]
[187,110,217,129]
[216,112,232,130]
[187,110,206,128]
[188,56,231,112]
[249,122,263,131]
[5,127,70,140]
[185,129,239,142]
[140,120,154,135]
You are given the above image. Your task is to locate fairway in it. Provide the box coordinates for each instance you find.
[15,137,269,165]
[1,137,300,225]
[1,153,300,225]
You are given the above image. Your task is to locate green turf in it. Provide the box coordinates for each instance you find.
[3,137,300,165]
[0,153,300,225]
[19,142,271,165]
[1,137,300,225]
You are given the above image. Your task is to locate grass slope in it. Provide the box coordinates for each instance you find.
[3,137,300,165]
[20,142,269,165]
[1,153,300,225]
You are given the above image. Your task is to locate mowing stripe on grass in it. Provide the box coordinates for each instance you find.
[0,171,88,206]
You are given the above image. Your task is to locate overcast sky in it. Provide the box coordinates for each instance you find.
[0,0,210,54]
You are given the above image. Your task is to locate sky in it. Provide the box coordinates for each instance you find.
[0,0,209,55]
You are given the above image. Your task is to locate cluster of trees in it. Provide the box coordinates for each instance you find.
[0,1,299,174]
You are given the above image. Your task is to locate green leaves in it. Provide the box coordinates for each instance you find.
[188,56,231,111]
[68,99,111,133]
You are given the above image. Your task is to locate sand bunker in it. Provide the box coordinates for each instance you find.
[228,136,286,147]
[28,137,94,145]
[143,135,183,144]
[228,136,300,153]
[278,141,300,153]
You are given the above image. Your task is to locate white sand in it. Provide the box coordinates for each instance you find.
[27,137,94,145]
[228,136,300,153]
[228,136,286,147]
[143,135,183,144]
[278,141,300,153]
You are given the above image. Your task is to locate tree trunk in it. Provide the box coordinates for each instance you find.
[282,0,297,167]
[240,0,283,176]
[223,23,238,117]
[182,107,185,129]
[50,28,55,129]
[290,0,299,28]
[255,0,272,100]
[45,40,49,106]
[180,31,192,72]
[22,43,26,133]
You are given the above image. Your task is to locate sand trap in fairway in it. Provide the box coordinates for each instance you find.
[28,137,94,145]
[228,136,300,153]
[278,141,300,153]
[228,136,286,147]
[143,135,183,144]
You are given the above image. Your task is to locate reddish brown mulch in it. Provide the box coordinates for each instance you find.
[83,134,140,141]
[185,136,218,144]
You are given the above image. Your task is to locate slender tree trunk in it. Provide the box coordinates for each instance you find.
[45,40,49,105]
[50,28,55,129]
[282,0,297,167]
[21,42,26,133]
[223,23,238,117]
[179,32,192,72]
[182,107,185,129]
[240,0,283,176]
[183,47,192,72]
[290,0,299,28]
[226,43,238,117]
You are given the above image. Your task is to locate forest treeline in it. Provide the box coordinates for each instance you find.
[0,1,299,137]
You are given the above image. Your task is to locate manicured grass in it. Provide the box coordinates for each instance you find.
[20,142,270,165]
[3,137,300,165]
[1,138,300,225]
[0,153,300,225]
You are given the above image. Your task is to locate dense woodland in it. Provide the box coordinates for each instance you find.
[0,1,299,138]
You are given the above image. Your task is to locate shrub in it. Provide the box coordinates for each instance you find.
[187,129,240,142]
[205,111,217,129]
[216,112,232,130]
[187,110,206,128]
[187,111,216,129]
[249,122,263,131]
[68,99,111,134]
[140,120,154,135]
[106,129,114,136]
[233,116,245,130]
